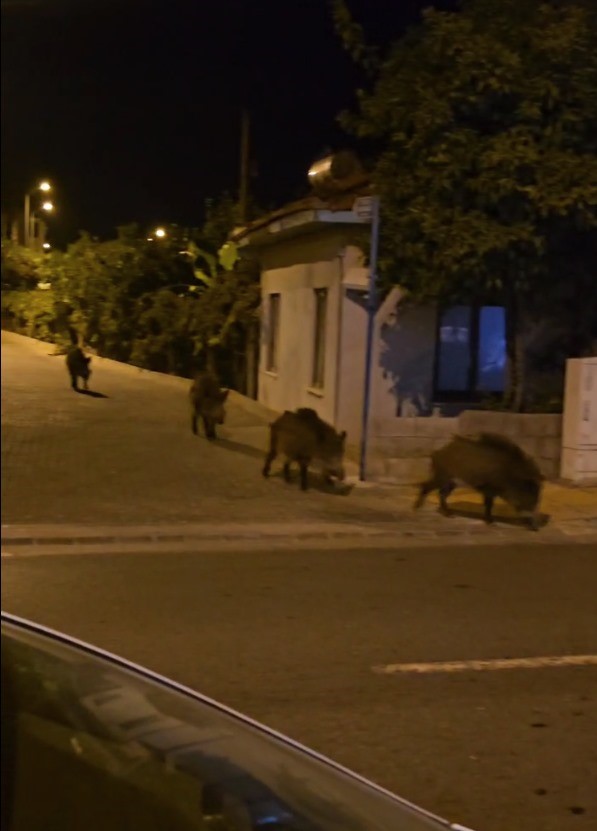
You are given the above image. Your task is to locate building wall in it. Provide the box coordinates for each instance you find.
[259,254,342,426]
[335,288,368,443]
[257,232,371,446]
[368,411,563,483]
[371,289,438,425]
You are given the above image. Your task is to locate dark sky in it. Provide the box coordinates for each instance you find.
[1,0,455,244]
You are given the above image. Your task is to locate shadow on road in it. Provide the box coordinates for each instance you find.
[444,500,551,529]
[215,437,265,460]
[75,389,110,399]
[265,468,354,496]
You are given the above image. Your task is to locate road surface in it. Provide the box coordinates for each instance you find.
[3,540,597,831]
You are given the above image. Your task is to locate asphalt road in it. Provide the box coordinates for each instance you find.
[3,541,597,831]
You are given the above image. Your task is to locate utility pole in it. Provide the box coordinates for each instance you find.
[239,108,250,224]
[23,193,31,247]
[238,108,258,399]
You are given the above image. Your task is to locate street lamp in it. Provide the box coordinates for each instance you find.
[24,181,52,247]
[154,227,166,239]
[28,200,55,251]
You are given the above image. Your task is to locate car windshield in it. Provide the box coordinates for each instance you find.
[2,615,450,831]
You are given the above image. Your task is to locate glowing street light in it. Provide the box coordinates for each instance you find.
[42,242,51,250]
[154,227,166,238]
[41,201,54,212]
[39,181,52,192]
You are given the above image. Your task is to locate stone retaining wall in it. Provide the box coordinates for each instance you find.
[369,411,562,483]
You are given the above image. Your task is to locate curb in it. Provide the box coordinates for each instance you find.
[3,521,597,552]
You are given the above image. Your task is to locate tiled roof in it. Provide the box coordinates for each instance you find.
[231,176,371,242]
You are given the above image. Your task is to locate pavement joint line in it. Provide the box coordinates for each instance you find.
[372,654,597,675]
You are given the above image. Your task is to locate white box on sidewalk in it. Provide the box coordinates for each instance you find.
[561,357,597,483]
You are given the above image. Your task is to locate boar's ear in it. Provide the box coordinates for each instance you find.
[221,389,230,401]
[340,430,347,442]
[85,357,92,364]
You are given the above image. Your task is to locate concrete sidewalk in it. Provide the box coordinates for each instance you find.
[2,331,596,545]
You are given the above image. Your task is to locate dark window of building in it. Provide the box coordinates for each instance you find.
[435,305,506,398]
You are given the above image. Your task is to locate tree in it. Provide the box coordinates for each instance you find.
[337,0,597,409]
[1,195,262,392]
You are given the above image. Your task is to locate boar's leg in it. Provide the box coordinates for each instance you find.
[191,411,198,435]
[262,429,277,477]
[283,461,292,482]
[413,479,436,510]
[262,453,275,477]
[299,459,309,491]
[438,481,456,516]
[482,493,495,524]
[203,416,216,440]
[70,372,78,391]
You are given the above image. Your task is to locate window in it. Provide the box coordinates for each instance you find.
[435,305,506,398]
[311,289,327,388]
[266,293,280,371]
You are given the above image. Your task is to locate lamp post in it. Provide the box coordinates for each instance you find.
[29,201,54,250]
[23,181,51,247]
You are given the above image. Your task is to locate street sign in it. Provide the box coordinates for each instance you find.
[353,196,376,221]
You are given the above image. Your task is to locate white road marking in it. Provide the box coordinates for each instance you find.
[373,654,597,675]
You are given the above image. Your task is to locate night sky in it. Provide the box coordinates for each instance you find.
[1,0,455,245]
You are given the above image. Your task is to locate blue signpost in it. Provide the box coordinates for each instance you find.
[354,195,381,482]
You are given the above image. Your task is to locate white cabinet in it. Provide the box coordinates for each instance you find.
[561,357,597,483]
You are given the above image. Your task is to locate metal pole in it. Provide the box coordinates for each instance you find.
[359,196,380,481]
[23,192,30,247]
[239,109,250,224]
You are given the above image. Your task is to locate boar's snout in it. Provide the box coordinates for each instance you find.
[323,460,346,483]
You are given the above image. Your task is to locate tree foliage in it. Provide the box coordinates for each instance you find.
[338,0,597,407]
[1,195,262,390]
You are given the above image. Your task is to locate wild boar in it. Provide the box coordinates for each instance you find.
[66,347,92,391]
[262,407,347,491]
[189,372,229,439]
[414,433,545,529]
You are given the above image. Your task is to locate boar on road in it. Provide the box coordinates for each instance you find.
[263,408,347,491]
[414,433,545,530]
[66,347,92,391]
[189,373,229,440]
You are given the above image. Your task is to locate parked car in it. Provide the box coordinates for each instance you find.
[1,612,473,831]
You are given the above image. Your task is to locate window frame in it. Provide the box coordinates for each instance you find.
[265,292,280,372]
[311,287,328,389]
[433,304,506,402]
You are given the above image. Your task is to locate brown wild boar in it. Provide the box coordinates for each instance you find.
[414,433,544,530]
[189,372,229,439]
[262,408,347,491]
[66,347,92,391]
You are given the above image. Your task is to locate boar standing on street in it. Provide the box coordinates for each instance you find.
[66,347,92,391]
[189,372,229,440]
[414,433,545,530]
[263,407,347,491]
